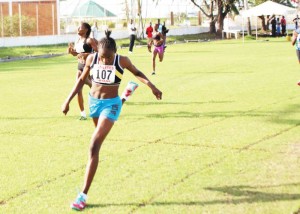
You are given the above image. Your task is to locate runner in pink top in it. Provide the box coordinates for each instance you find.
[151,24,164,75]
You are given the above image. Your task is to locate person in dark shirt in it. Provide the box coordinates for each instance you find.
[161,21,169,50]
[270,16,276,37]
[293,15,300,29]
[281,16,286,36]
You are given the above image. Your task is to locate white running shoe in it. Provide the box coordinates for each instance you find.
[121,81,139,101]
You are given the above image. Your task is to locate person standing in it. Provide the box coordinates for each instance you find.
[128,19,136,53]
[91,21,98,44]
[146,22,153,52]
[276,17,281,36]
[270,16,276,37]
[161,21,169,49]
[157,19,163,34]
[293,15,300,29]
[62,30,162,211]
[67,22,98,120]
[291,28,300,85]
[281,16,286,36]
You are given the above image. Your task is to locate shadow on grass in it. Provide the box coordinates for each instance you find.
[124,102,300,125]
[170,50,213,54]
[142,111,276,119]
[0,116,87,121]
[195,71,254,74]
[86,182,300,209]
[267,104,300,126]
[125,101,234,106]
[204,183,300,204]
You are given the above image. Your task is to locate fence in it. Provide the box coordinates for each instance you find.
[0,25,209,47]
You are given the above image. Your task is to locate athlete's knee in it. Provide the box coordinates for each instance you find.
[89,141,101,157]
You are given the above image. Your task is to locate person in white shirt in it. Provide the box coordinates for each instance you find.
[128,19,136,53]
[157,19,163,33]
[91,21,98,43]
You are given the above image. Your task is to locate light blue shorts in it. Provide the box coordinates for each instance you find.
[89,94,122,121]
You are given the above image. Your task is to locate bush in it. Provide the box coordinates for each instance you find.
[108,22,115,28]
[0,14,35,37]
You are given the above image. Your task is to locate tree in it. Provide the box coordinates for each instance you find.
[190,0,239,37]
[136,0,145,39]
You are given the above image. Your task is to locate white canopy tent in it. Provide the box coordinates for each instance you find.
[241,0,296,40]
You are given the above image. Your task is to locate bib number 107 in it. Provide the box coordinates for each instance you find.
[97,70,112,80]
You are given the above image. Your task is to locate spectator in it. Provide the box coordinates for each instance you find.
[270,16,276,37]
[157,19,163,33]
[281,16,286,36]
[293,15,300,29]
[128,19,136,53]
[276,17,281,36]
[162,21,169,50]
[146,22,153,52]
[91,22,98,40]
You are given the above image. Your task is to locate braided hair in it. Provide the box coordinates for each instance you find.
[98,30,117,52]
[82,22,91,38]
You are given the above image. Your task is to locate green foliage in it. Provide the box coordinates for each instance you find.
[176,12,187,22]
[108,22,116,28]
[0,14,35,37]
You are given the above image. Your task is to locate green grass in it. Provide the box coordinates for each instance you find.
[1,38,300,214]
[0,44,68,58]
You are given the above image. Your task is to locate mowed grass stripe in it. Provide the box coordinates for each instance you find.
[1,39,300,213]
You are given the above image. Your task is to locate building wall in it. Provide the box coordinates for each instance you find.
[0,0,58,37]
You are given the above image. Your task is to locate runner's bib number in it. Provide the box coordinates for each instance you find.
[92,65,116,84]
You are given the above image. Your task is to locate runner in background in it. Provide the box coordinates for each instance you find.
[151,24,165,75]
[68,22,98,120]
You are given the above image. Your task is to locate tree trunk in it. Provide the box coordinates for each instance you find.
[247,18,252,35]
[244,0,251,35]
[124,0,129,24]
[136,0,144,39]
[209,0,216,34]
[209,20,216,33]
[266,15,270,30]
[259,16,266,31]
[216,0,225,38]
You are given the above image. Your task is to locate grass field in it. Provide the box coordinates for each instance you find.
[1,38,300,214]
